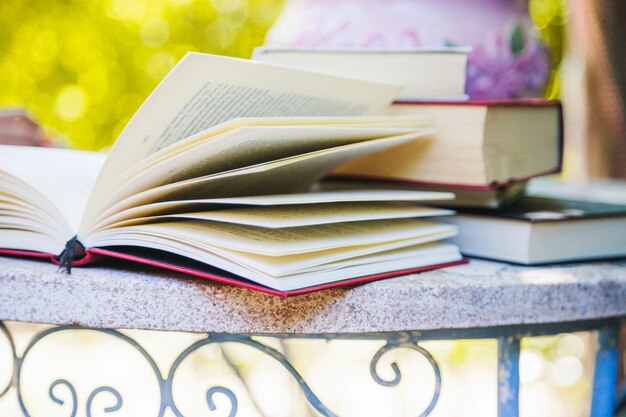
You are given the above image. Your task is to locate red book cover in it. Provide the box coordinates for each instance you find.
[0,247,468,297]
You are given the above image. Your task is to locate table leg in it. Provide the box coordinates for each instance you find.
[590,323,620,417]
[498,336,521,417]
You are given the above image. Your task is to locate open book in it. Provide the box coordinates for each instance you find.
[0,53,464,296]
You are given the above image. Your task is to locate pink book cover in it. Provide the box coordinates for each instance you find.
[329,99,564,191]
[0,247,469,297]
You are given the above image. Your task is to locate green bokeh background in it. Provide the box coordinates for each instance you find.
[0,0,562,150]
[0,0,284,150]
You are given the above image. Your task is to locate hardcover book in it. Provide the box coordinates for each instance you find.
[0,53,465,296]
[332,99,563,189]
[252,47,470,100]
[439,196,626,264]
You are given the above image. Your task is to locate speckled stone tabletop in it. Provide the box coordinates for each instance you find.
[1,255,625,334]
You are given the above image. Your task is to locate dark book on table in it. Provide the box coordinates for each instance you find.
[438,196,626,264]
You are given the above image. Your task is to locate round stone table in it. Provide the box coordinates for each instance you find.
[0,255,624,417]
[0,256,625,334]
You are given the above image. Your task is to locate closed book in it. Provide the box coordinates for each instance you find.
[438,196,626,264]
[331,99,563,189]
[252,47,470,100]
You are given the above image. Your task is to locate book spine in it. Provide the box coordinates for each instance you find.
[556,100,564,176]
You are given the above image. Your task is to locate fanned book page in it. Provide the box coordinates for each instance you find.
[85,219,459,291]
[83,52,405,220]
[0,52,465,295]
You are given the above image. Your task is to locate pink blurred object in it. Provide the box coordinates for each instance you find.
[0,108,51,147]
[266,0,550,99]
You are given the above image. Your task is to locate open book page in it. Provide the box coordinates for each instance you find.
[84,53,403,222]
[201,190,454,204]
[84,189,455,234]
[0,229,66,255]
[112,116,428,191]
[90,229,457,277]
[89,117,427,216]
[271,243,461,290]
[211,229,458,276]
[85,218,451,256]
[101,202,453,229]
[88,232,460,291]
[92,124,423,215]
[0,200,62,237]
[0,185,64,243]
[83,219,460,290]
[0,146,105,252]
[81,131,427,234]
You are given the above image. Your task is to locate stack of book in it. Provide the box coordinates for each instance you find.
[2,49,623,297]
[255,47,626,265]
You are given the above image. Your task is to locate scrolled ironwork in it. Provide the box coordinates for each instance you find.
[87,386,123,417]
[1,322,446,417]
[44,379,123,417]
[15,327,163,417]
[369,341,442,417]
[0,322,16,399]
[206,386,237,417]
[48,379,77,417]
[166,334,339,417]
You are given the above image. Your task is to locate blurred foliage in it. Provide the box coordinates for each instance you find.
[0,0,284,150]
[529,0,568,99]
[522,332,592,416]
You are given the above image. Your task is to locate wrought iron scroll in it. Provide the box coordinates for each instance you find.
[14,327,163,417]
[0,322,16,399]
[0,323,443,417]
[370,341,442,417]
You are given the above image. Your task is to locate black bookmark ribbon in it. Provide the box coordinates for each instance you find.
[58,236,86,274]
